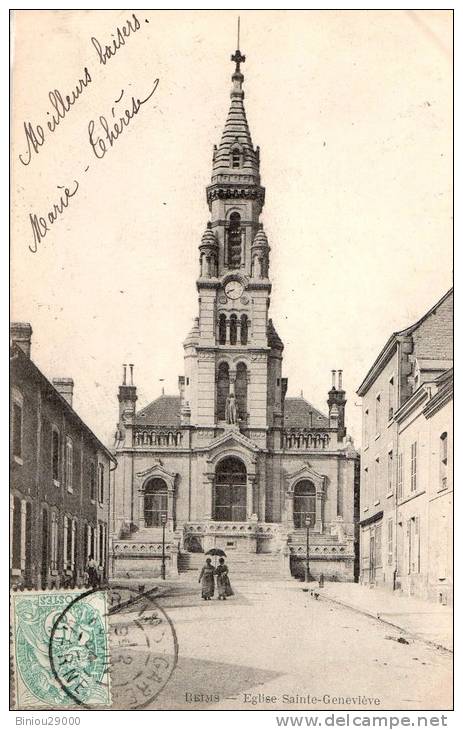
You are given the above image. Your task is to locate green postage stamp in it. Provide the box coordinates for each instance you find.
[11,589,111,710]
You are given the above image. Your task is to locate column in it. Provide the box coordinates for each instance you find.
[204,476,214,520]
[315,491,323,533]
[167,488,174,532]
[247,476,255,519]
[236,319,242,344]
[139,491,145,528]
[286,492,294,529]
[225,319,230,345]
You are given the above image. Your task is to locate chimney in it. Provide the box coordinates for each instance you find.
[10,322,32,358]
[327,369,347,440]
[118,363,137,423]
[53,377,74,407]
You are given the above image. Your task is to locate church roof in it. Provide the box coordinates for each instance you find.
[135,395,181,426]
[284,397,330,429]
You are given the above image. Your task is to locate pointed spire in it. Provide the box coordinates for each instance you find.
[211,26,259,181]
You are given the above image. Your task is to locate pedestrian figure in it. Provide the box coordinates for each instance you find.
[319,573,324,588]
[87,558,100,588]
[199,558,215,600]
[215,557,234,600]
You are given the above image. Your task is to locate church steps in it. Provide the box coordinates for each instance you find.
[178,552,286,580]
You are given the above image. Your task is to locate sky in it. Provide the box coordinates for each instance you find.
[11,9,453,447]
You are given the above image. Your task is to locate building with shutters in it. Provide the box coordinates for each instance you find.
[111,45,359,581]
[10,323,115,590]
[357,288,453,601]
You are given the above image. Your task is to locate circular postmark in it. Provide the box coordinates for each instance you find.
[49,585,178,710]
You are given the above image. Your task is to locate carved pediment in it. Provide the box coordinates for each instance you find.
[198,429,260,477]
[197,428,261,455]
[285,461,326,493]
[136,460,177,489]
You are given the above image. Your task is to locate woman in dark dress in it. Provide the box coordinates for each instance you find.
[199,558,215,600]
[215,558,234,600]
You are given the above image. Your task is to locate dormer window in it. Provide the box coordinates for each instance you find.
[231,148,241,168]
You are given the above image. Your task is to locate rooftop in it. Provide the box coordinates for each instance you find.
[284,397,330,429]
[135,395,181,426]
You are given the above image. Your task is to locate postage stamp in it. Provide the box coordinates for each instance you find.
[11,586,178,710]
[11,589,111,710]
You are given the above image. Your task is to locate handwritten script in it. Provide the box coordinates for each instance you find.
[17,14,159,253]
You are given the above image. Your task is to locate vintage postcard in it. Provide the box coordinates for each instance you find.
[10,9,453,714]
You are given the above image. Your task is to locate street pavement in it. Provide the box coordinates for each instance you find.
[319,582,452,652]
[111,576,453,711]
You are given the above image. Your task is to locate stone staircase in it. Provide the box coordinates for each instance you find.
[178,552,287,581]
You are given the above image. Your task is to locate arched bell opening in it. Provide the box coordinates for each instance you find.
[235,362,248,424]
[227,212,242,268]
[216,362,230,421]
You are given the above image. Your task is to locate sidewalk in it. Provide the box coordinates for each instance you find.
[318,581,453,652]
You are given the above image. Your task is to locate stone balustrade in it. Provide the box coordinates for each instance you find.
[112,541,176,556]
[283,430,332,450]
[184,521,279,538]
[133,428,183,447]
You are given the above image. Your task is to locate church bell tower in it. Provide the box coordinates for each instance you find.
[181,44,284,436]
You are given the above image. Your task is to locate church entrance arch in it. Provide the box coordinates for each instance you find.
[293,480,316,529]
[144,478,168,527]
[213,456,247,522]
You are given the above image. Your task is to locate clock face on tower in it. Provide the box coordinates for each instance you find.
[224,280,244,300]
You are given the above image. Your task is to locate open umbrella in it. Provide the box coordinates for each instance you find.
[205,548,226,566]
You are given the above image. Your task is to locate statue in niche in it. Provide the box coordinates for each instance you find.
[225,392,238,425]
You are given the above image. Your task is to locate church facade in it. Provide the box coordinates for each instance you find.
[111,47,359,580]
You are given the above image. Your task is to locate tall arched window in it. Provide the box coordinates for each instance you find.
[214,457,247,522]
[144,478,168,527]
[218,314,227,345]
[293,480,316,529]
[216,362,230,421]
[235,362,248,424]
[240,314,248,345]
[230,314,237,345]
[227,212,242,268]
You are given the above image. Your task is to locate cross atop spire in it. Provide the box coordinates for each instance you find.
[231,49,246,73]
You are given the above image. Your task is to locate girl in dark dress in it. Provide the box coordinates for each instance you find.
[215,558,234,600]
[199,558,215,600]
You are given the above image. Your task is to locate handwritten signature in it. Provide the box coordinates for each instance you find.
[28,77,159,253]
[28,181,80,253]
[18,68,92,167]
[88,79,159,159]
[91,14,143,66]
[18,14,146,168]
